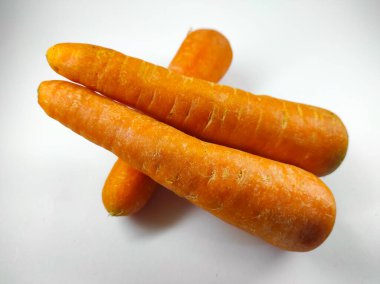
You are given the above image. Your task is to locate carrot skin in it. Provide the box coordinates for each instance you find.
[102,159,156,215]
[102,29,233,216]
[38,80,336,252]
[168,29,232,82]
[46,43,348,176]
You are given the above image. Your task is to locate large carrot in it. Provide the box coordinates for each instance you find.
[38,80,336,252]
[46,43,348,176]
[103,29,233,216]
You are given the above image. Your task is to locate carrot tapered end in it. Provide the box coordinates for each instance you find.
[37,81,50,110]
[46,44,69,75]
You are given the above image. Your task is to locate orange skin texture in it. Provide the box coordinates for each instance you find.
[102,159,157,215]
[38,80,336,252]
[168,29,232,82]
[102,29,232,216]
[46,43,348,176]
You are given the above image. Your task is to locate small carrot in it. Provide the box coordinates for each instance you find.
[168,29,232,82]
[103,29,233,216]
[46,43,348,176]
[102,159,157,215]
[38,80,336,252]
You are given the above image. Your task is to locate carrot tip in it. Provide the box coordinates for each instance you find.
[37,81,48,105]
[46,45,55,61]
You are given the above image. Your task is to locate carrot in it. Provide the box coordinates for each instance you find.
[46,43,348,176]
[103,29,233,216]
[102,159,157,215]
[168,29,232,82]
[38,80,336,252]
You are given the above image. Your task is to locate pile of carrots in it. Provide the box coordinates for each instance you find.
[38,29,348,252]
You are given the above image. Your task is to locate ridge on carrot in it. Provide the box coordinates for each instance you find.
[38,80,336,252]
[103,29,233,216]
[46,43,348,176]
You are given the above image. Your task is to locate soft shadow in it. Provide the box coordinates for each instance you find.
[308,221,380,282]
[175,208,289,275]
[307,152,380,282]
[125,186,193,234]
[201,210,289,254]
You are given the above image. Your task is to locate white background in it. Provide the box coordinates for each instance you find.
[1,0,379,283]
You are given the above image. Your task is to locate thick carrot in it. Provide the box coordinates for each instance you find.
[38,80,336,252]
[46,43,348,176]
[103,29,233,216]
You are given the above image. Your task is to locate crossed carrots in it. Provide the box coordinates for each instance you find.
[38,29,348,251]
[103,30,233,216]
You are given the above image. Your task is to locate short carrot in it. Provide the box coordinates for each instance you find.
[102,159,157,216]
[168,29,232,82]
[38,80,336,252]
[103,29,233,216]
[46,43,348,176]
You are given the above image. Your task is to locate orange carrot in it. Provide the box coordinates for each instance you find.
[46,43,348,176]
[102,159,157,215]
[168,29,232,82]
[38,80,336,252]
[103,29,233,216]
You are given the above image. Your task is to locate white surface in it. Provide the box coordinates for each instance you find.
[1,0,379,283]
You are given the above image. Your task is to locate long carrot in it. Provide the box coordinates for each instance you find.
[38,80,336,252]
[46,43,348,176]
[103,29,233,216]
